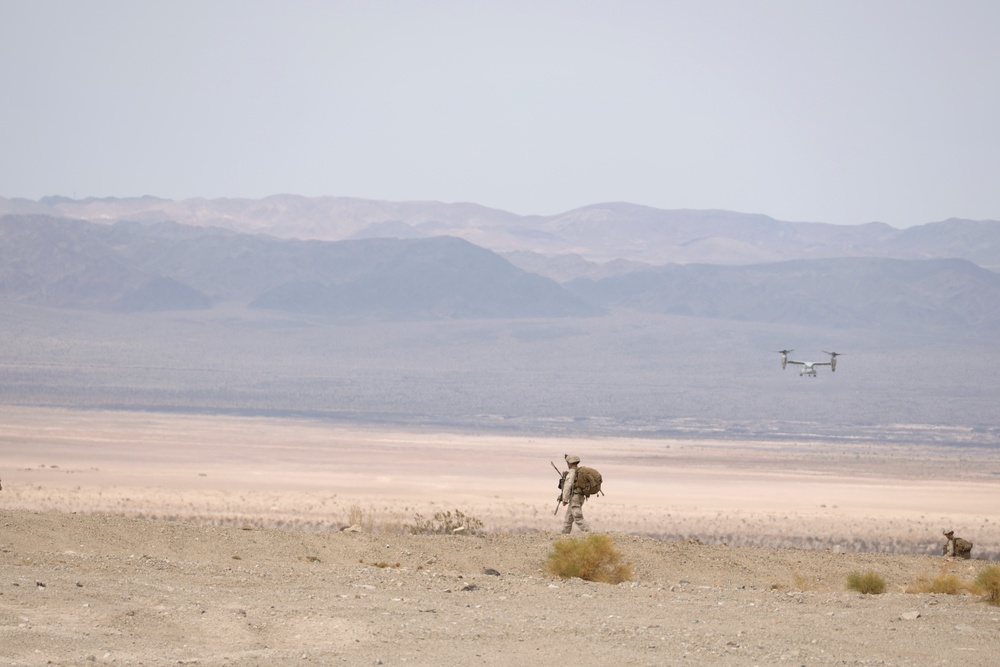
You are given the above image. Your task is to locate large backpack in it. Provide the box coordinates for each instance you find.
[573,466,603,498]
[955,538,973,558]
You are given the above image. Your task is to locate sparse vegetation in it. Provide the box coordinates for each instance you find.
[846,571,886,594]
[545,534,633,584]
[974,565,1000,605]
[346,504,377,532]
[334,504,409,534]
[406,510,484,536]
[905,569,979,595]
[770,571,813,591]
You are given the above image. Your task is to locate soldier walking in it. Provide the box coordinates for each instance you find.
[560,454,591,534]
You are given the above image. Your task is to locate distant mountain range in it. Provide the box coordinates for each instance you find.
[1,194,997,269]
[0,215,595,319]
[2,212,999,331]
[567,257,1000,331]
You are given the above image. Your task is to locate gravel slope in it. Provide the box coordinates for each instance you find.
[2,509,998,666]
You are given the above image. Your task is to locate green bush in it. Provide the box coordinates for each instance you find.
[545,534,634,584]
[975,565,1000,605]
[846,570,886,594]
[405,509,484,536]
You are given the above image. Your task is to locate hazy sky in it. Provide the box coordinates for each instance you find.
[2,1,999,227]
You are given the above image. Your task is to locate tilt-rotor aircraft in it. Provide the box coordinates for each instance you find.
[776,350,842,377]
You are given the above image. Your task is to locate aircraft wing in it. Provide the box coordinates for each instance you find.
[812,362,832,367]
[787,360,805,365]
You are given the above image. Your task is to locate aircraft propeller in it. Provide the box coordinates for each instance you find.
[823,350,841,371]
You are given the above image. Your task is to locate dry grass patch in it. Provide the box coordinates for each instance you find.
[406,509,484,536]
[905,568,980,595]
[792,572,812,591]
[342,504,409,534]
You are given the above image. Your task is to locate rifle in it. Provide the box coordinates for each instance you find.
[551,461,567,515]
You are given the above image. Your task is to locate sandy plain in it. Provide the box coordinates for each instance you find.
[2,405,1000,666]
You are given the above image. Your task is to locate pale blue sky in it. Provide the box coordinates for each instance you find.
[2,1,998,227]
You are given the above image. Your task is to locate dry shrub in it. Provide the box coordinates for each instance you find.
[906,570,978,595]
[343,504,408,534]
[545,534,634,584]
[346,504,377,532]
[846,570,886,594]
[406,509,484,536]
[975,565,1000,605]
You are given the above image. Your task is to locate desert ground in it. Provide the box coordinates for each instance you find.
[2,405,999,666]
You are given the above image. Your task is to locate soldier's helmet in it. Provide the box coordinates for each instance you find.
[565,454,581,464]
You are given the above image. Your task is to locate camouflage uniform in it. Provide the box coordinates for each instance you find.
[561,455,591,534]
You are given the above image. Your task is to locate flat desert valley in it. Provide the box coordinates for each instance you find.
[3,406,998,551]
[2,405,1000,666]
